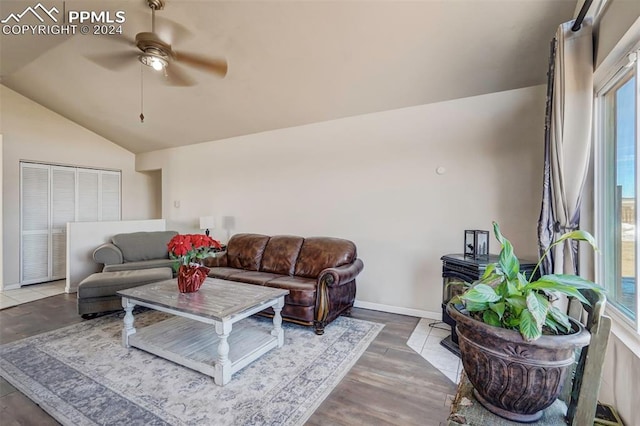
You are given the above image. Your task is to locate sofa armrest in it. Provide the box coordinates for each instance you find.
[318,258,364,287]
[93,243,124,266]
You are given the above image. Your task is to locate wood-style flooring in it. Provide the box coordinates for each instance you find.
[0,294,456,425]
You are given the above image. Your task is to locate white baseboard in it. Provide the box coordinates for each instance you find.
[2,282,21,291]
[353,300,442,320]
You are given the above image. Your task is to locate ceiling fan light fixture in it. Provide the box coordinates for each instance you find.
[139,53,167,71]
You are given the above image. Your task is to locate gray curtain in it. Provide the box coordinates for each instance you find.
[538,20,594,276]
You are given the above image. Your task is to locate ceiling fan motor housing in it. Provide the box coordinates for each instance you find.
[136,32,172,69]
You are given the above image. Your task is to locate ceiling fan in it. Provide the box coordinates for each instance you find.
[88,0,227,86]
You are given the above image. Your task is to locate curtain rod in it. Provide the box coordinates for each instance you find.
[572,0,594,31]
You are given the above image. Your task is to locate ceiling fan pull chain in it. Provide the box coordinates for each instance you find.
[140,64,145,123]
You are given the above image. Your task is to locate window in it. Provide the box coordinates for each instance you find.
[595,47,640,330]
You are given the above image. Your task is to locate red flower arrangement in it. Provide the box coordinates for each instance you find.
[168,234,224,293]
[167,233,223,269]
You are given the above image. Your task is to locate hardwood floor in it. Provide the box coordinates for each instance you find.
[0,294,456,425]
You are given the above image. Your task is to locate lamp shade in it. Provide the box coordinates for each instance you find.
[199,216,215,230]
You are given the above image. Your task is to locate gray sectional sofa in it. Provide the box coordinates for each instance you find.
[93,231,178,272]
[77,230,178,317]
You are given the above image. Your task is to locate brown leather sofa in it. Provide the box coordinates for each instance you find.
[204,233,363,334]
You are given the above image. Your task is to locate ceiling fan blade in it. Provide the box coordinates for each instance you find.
[86,51,138,71]
[174,51,228,78]
[129,9,193,46]
[163,62,196,87]
[96,33,137,47]
[155,17,192,46]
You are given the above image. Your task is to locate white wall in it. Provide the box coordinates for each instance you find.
[0,85,157,288]
[137,85,545,317]
[599,323,640,426]
[66,219,166,293]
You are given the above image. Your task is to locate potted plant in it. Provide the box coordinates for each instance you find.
[447,222,604,423]
[167,234,223,293]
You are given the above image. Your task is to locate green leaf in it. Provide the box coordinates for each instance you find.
[506,280,520,296]
[534,292,550,309]
[499,240,520,281]
[516,272,529,289]
[505,296,527,311]
[493,222,520,280]
[548,305,571,332]
[492,221,506,245]
[495,281,507,298]
[481,263,497,280]
[460,284,502,303]
[483,310,501,327]
[555,230,598,251]
[449,295,462,305]
[527,278,591,305]
[464,300,490,312]
[519,309,542,341]
[545,317,559,334]
[534,274,603,291]
[526,292,548,326]
[479,272,503,287]
[489,302,506,319]
[506,316,521,327]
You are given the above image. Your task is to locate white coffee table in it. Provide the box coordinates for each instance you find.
[117,277,289,386]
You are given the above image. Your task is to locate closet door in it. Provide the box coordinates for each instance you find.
[20,163,122,285]
[100,171,121,221]
[51,166,76,279]
[77,169,99,222]
[20,163,50,284]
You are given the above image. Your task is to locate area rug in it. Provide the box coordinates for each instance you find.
[0,311,383,426]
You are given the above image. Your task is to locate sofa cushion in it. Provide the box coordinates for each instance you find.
[208,267,242,280]
[77,268,173,299]
[111,231,177,262]
[260,235,304,275]
[225,271,283,286]
[294,237,357,278]
[103,259,176,273]
[227,234,270,271]
[265,276,316,306]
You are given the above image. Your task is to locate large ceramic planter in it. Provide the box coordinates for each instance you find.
[446,303,590,423]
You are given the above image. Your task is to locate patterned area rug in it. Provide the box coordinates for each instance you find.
[0,311,383,426]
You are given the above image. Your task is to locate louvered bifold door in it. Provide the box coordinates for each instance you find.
[100,171,121,221]
[51,166,76,279]
[77,169,99,222]
[21,163,50,283]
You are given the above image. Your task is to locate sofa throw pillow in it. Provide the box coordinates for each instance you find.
[112,231,178,263]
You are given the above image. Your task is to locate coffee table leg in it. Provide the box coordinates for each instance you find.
[215,321,232,385]
[271,296,285,347]
[122,298,137,348]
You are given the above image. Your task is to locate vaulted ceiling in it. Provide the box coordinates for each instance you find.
[0,0,577,154]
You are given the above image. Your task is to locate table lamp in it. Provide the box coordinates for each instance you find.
[199,216,215,237]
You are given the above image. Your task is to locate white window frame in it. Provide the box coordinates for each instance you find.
[594,20,640,354]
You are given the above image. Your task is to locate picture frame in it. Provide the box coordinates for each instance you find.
[464,229,489,259]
